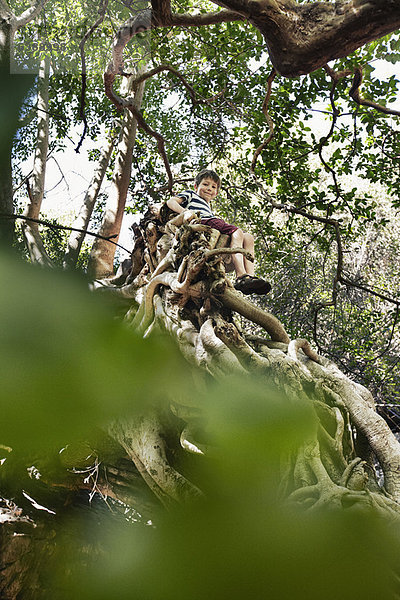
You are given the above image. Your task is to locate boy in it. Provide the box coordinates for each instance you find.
[166,169,271,295]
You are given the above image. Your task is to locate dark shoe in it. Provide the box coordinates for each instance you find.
[234,275,271,295]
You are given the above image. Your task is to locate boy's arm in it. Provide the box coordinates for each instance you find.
[166,195,185,214]
[166,196,196,223]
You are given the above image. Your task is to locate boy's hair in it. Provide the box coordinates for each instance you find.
[195,169,221,189]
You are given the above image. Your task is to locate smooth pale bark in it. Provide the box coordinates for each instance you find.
[22,57,53,267]
[63,135,116,269]
[87,75,145,279]
[0,0,49,247]
[0,18,16,247]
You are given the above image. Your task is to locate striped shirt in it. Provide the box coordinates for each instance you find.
[177,190,215,219]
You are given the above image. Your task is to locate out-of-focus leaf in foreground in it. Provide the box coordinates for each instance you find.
[0,255,189,448]
[48,378,400,600]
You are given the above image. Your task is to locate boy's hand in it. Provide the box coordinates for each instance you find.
[170,210,198,227]
[183,210,196,223]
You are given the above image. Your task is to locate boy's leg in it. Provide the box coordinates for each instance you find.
[242,233,255,276]
[200,218,248,278]
[233,232,271,295]
[200,219,270,293]
[230,229,247,278]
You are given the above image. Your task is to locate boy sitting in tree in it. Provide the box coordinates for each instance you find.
[166,169,271,295]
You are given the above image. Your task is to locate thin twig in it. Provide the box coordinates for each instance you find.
[75,0,110,153]
[349,67,400,117]
[129,64,225,106]
[4,214,131,253]
[251,69,276,172]
[340,277,400,307]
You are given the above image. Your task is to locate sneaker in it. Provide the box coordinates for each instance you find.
[234,275,271,295]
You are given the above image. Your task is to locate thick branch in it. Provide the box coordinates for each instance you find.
[220,287,290,343]
[14,0,49,29]
[151,0,243,27]
[106,0,400,79]
[210,0,400,76]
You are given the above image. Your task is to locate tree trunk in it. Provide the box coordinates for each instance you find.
[22,56,52,266]
[90,208,400,516]
[2,208,400,597]
[0,0,48,249]
[63,134,116,269]
[0,18,17,247]
[87,74,145,279]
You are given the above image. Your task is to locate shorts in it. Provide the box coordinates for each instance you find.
[201,217,238,236]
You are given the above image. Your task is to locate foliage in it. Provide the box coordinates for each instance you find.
[0,253,188,450]
[7,0,400,408]
[3,5,400,595]
[1,254,400,598]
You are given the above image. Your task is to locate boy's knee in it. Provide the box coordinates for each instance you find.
[243,232,253,242]
[231,229,244,246]
[232,228,244,239]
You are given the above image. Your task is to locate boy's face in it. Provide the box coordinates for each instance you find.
[194,177,219,203]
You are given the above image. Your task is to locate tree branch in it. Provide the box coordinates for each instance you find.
[0,0,11,16]
[210,0,400,76]
[14,0,49,29]
[104,70,173,190]
[251,69,276,172]
[349,67,400,117]
[151,0,244,28]
[3,214,131,253]
[130,64,224,106]
[340,277,400,308]
[325,64,400,119]
[76,0,109,153]
[104,17,174,189]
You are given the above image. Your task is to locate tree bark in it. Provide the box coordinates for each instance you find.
[63,135,116,269]
[231,0,400,77]
[94,210,400,516]
[148,0,400,77]
[87,74,145,279]
[0,0,49,248]
[0,17,16,247]
[22,56,53,267]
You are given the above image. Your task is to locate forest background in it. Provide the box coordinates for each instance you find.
[2,0,400,597]
[9,0,400,406]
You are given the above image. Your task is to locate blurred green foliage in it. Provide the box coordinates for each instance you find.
[0,253,190,449]
[3,9,400,598]
[1,254,399,600]
[27,379,400,600]
[79,504,400,600]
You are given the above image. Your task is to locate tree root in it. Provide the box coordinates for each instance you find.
[220,288,290,343]
[97,206,400,516]
[109,412,203,507]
